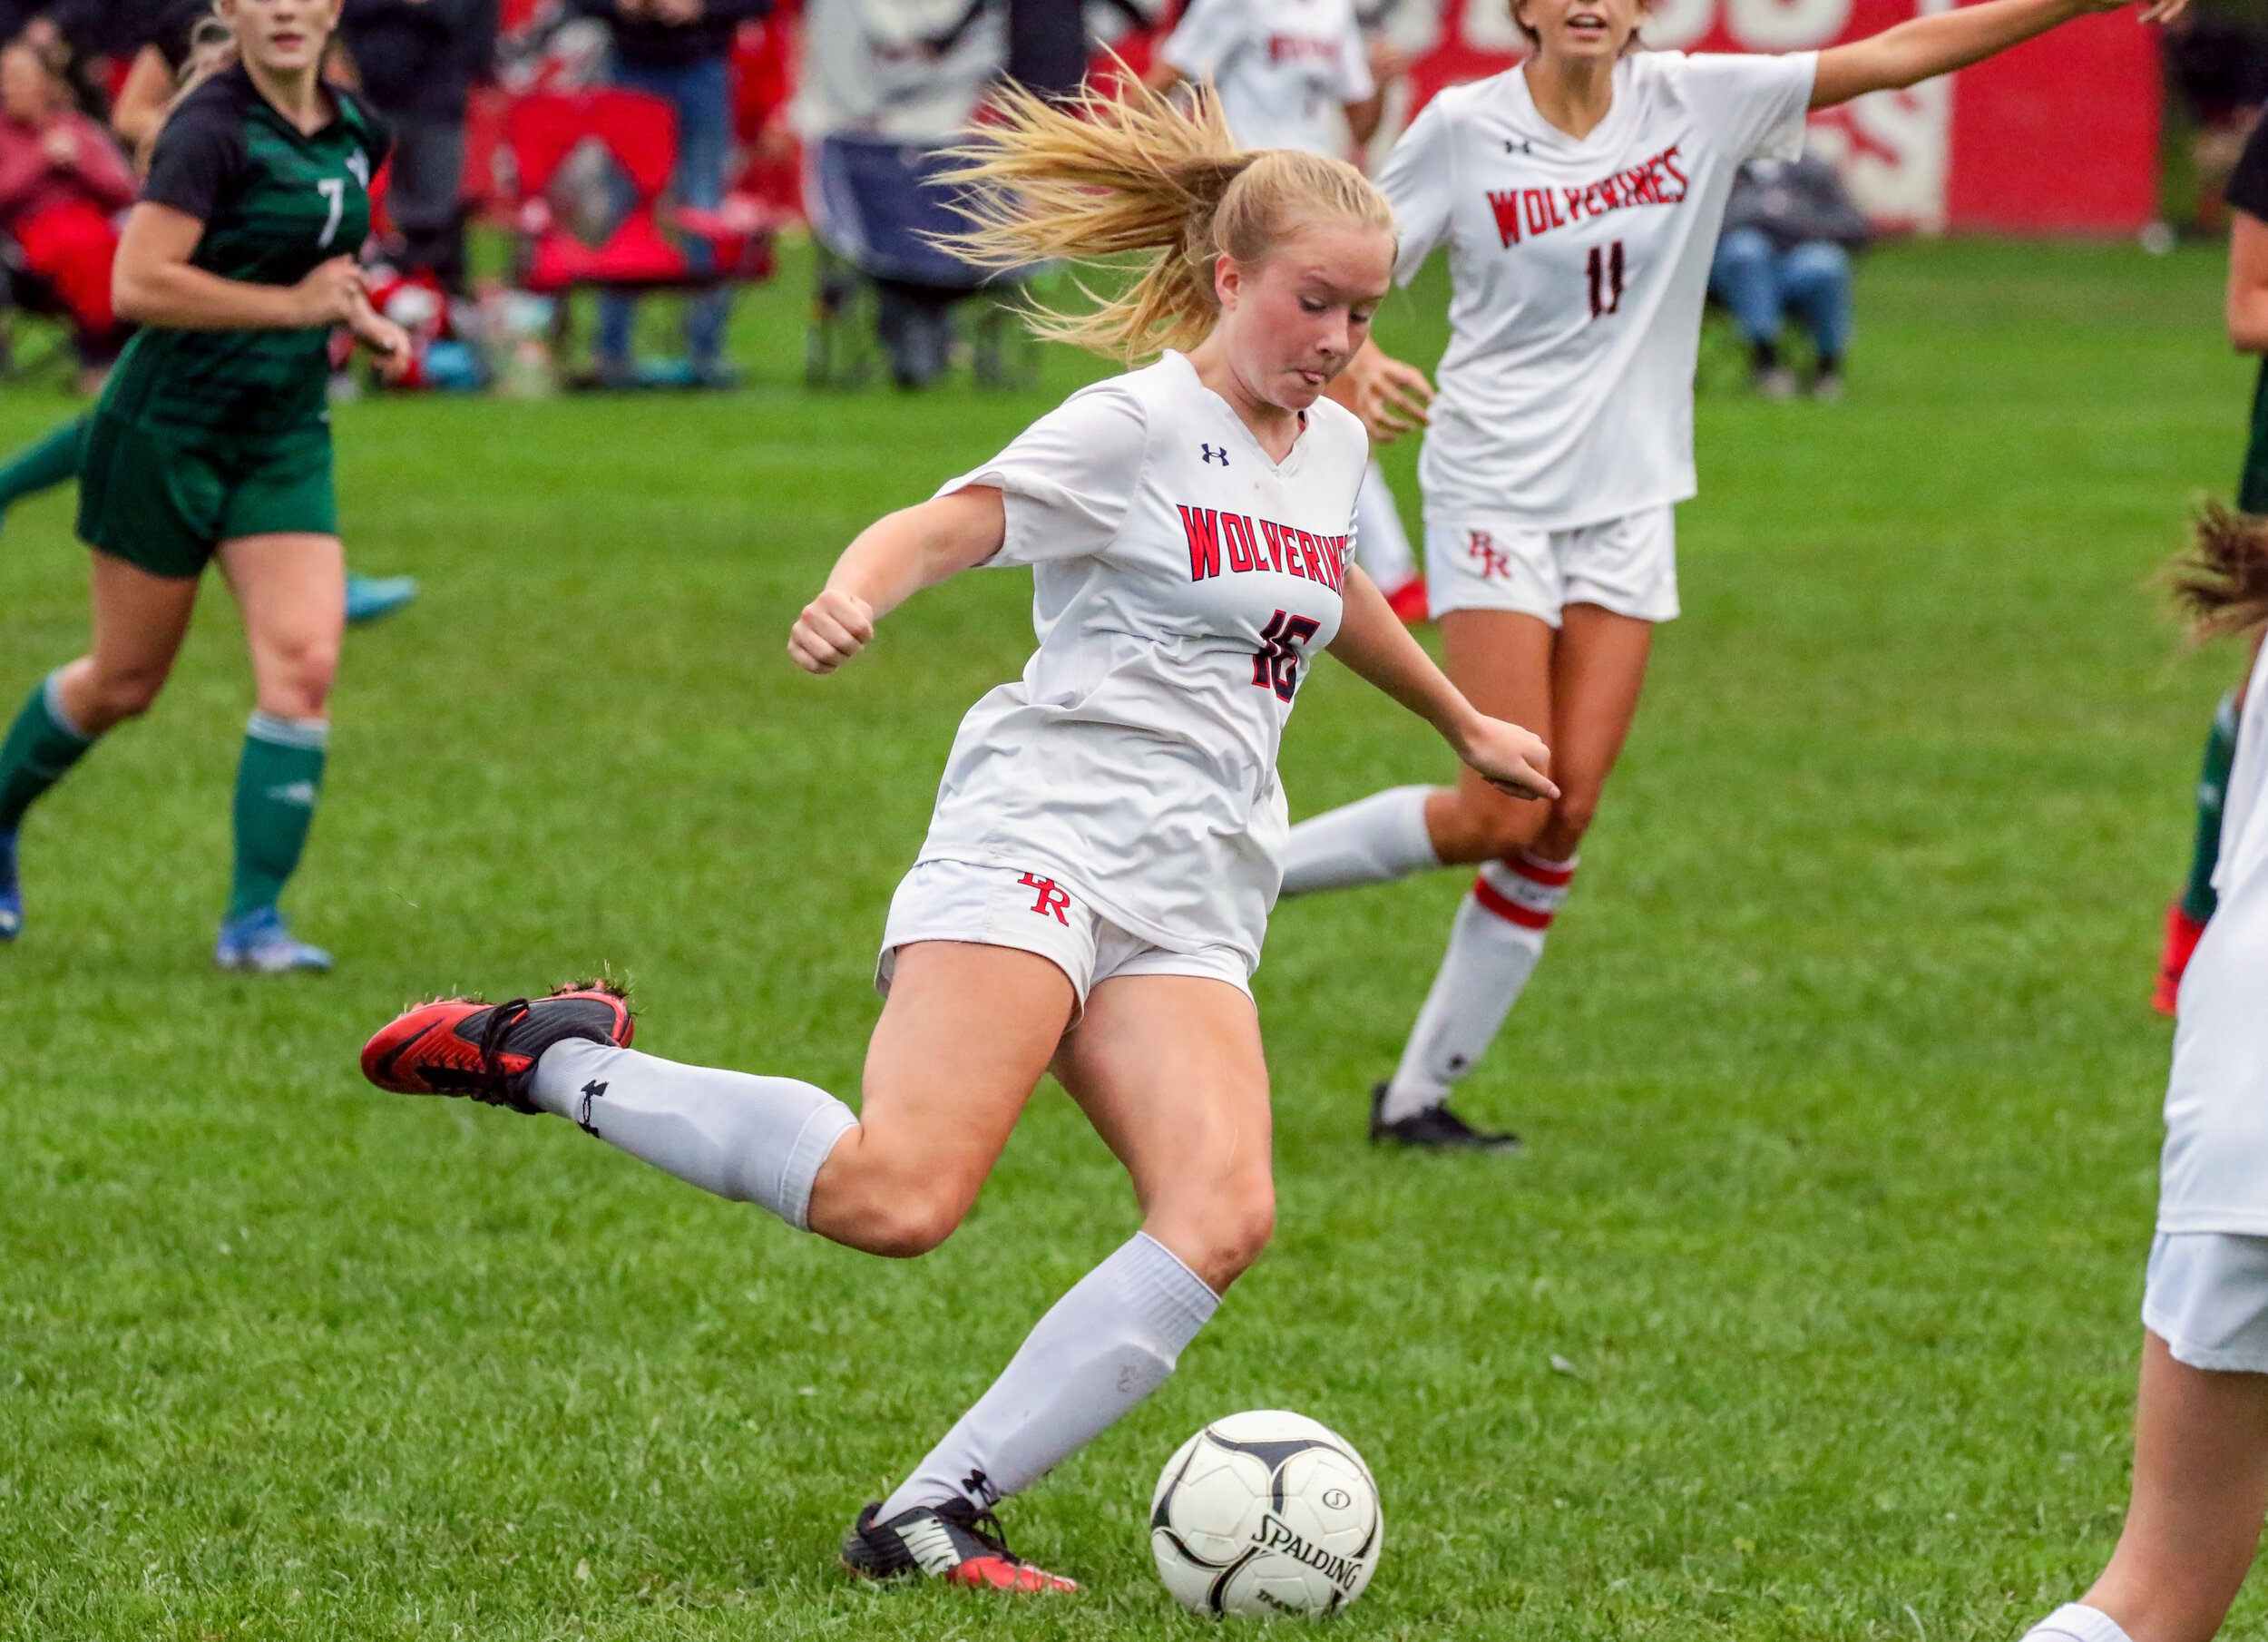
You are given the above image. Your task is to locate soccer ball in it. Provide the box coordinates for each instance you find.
[1149,1410,1382,1618]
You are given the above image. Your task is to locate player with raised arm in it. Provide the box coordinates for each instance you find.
[0,0,408,960]
[1286,0,2188,1149]
[355,83,1553,1591]
[2019,512,2268,1642]
[1143,0,1428,618]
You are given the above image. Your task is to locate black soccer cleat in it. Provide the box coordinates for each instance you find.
[841,1499,1078,1592]
[1369,1082,1523,1152]
[360,982,633,1114]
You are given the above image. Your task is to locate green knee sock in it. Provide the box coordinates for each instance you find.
[2180,689,2242,924]
[0,670,94,833]
[0,416,87,514]
[228,712,327,920]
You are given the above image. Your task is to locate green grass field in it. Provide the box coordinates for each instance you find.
[0,236,2253,1640]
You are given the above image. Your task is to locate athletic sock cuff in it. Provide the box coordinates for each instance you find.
[1127,1231,1222,1344]
[246,712,329,749]
[1475,855,1572,932]
[41,670,92,744]
[776,1100,859,1233]
[2027,1604,2134,1642]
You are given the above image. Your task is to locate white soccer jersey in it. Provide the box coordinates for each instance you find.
[918,352,1371,971]
[2161,642,2268,1234]
[1161,0,1374,157]
[1380,50,1816,532]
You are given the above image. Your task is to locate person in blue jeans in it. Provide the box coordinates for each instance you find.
[1707,154,1870,401]
[576,0,769,388]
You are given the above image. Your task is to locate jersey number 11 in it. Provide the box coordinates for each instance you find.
[1587,241,1625,320]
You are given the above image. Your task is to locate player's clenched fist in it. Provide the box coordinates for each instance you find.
[789,589,875,674]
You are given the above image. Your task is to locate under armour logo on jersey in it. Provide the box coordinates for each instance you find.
[1468,531,1515,581]
[1504,139,1533,155]
[1199,443,1228,466]
[576,1080,608,1135]
[1019,873,1072,924]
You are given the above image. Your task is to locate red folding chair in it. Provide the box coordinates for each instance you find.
[506,89,690,294]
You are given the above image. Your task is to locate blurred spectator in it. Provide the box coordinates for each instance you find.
[2164,9,2268,230]
[574,0,769,388]
[340,0,497,293]
[794,0,1004,385]
[1709,154,1869,401]
[0,35,131,390]
[112,0,221,161]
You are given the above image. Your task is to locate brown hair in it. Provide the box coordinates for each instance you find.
[941,77,1395,360]
[2172,503,2268,641]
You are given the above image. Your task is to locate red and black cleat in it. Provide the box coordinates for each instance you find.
[841,1500,1078,1593]
[360,982,633,1114]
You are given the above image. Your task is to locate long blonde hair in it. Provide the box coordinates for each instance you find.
[942,78,1396,361]
[2173,503,2268,641]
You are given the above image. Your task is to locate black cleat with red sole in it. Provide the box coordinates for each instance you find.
[1369,1082,1523,1152]
[841,1499,1078,1593]
[360,982,633,1114]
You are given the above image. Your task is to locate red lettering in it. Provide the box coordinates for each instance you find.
[1524,190,1551,237]
[1017,873,1073,924]
[1257,519,1286,572]
[1178,504,1222,582]
[1224,513,1257,573]
[1295,531,1325,582]
[1546,190,1567,229]
[1562,186,1586,221]
[1488,189,1522,247]
[1660,143,1688,200]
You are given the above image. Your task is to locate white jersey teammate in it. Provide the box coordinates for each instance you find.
[1148,0,1428,613]
[356,83,1553,1595]
[1290,0,2190,1149]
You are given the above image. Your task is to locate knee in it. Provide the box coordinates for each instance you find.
[846,1181,972,1259]
[1175,1178,1276,1293]
[1545,788,1599,846]
[82,663,168,728]
[261,638,339,719]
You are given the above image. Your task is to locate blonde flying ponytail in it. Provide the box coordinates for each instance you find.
[942,78,1396,362]
[2173,503,2268,642]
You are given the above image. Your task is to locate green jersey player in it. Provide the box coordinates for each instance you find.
[0,0,408,967]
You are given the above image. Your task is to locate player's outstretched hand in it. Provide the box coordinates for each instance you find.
[347,293,415,382]
[1332,346,1434,445]
[1454,715,1559,803]
[789,589,875,674]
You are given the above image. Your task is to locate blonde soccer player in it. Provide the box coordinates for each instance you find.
[2020,510,2268,1642]
[1287,0,2189,1149]
[356,83,1554,1590]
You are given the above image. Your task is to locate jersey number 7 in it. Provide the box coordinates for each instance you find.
[1253,610,1322,704]
[316,178,346,249]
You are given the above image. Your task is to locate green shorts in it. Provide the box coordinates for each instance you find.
[77,413,337,580]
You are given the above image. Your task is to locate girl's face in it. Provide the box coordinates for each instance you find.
[1214,220,1396,415]
[223,0,342,75]
[0,45,54,122]
[1514,0,1648,63]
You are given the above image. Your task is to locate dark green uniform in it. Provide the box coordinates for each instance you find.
[80,65,388,579]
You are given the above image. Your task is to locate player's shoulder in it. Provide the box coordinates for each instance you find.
[164,63,259,140]
[330,86,393,161]
[1418,70,1515,127]
[1303,394,1369,465]
[1637,46,1804,94]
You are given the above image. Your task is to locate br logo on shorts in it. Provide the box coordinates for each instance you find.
[1019,873,1072,924]
[1468,531,1512,581]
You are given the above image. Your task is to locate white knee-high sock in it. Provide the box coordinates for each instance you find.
[878,1231,1219,1520]
[2020,1605,2133,1642]
[1281,785,1440,898]
[1380,852,1575,1122]
[1353,459,1417,592]
[530,1039,859,1232]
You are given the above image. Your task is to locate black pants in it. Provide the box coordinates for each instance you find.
[386,117,469,292]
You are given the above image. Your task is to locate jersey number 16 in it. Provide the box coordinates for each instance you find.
[1253,610,1321,704]
[1587,240,1626,320]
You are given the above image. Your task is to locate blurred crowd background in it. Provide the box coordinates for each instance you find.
[0,0,2246,398]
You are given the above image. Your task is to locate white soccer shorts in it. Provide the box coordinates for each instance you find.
[1423,504,1678,626]
[875,858,1253,1018]
[2145,1231,2268,1373]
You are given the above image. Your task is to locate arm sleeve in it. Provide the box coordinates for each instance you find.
[139,94,243,220]
[936,382,1149,567]
[1159,0,1243,83]
[2232,119,2268,225]
[1335,12,1374,103]
[1677,50,1817,164]
[1376,93,1454,287]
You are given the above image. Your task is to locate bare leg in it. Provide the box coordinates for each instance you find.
[2082,1332,2268,1642]
[53,550,200,734]
[218,533,344,720]
[1423,602,1652,866]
